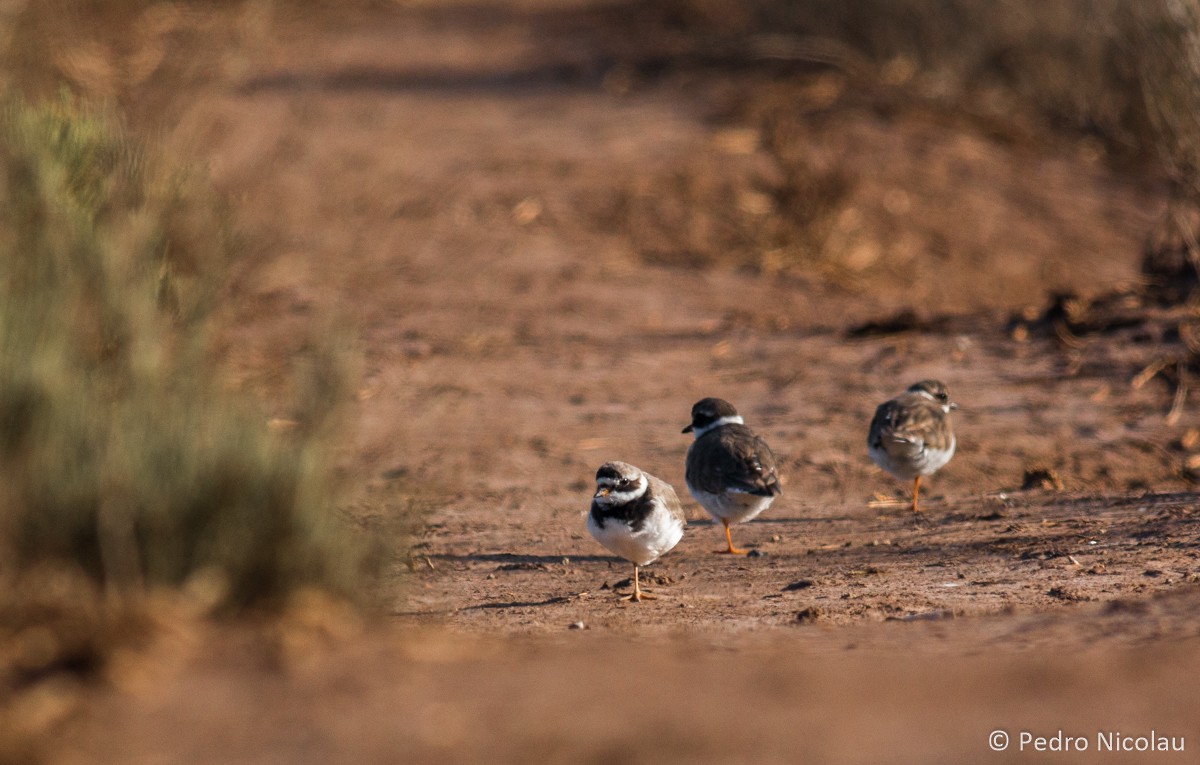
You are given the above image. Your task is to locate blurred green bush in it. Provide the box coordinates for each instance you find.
[0,94,365,610]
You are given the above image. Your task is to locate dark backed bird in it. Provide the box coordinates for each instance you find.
[682,397,781,555]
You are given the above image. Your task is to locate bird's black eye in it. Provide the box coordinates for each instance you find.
[937,392,948,401]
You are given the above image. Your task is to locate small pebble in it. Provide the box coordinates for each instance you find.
[568,621,585,630]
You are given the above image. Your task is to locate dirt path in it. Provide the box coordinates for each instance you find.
[45,1,1200,761]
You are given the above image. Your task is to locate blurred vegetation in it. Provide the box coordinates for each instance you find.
[0,94,366,610]
[0,0,384,111]
[608,0,1200,282]
[661,0,1200,183]
[0,7,376,759]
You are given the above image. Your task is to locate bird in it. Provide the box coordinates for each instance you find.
[586,461,686,602]
[867,379,957,514]
[682,397,781,555]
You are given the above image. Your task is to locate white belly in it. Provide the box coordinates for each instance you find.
[685,483,775,525]
[869,436,956,480]
[586,501,684,566]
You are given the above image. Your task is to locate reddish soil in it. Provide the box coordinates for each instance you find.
[25,1,1200,762]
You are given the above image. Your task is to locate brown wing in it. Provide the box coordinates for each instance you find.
[646,473,687,526]
[687,424,782,497]
[868,393,953,454]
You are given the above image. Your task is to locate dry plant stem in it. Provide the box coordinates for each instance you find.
[1167,360,1189,425]
[1054,320,1086,349]
[1132,356,1174,389]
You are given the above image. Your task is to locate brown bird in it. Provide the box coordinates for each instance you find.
[867,379,957,513]
[683,397,781,555]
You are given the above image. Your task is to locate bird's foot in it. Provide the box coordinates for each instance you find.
[619,589,657,602]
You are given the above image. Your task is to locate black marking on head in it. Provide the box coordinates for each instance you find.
[595,461,641,490]
[684,397,740,432]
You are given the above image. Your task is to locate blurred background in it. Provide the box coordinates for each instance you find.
[3,1,1200,762]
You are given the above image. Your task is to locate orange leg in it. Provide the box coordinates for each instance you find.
[714,519,748,555]
[621,565,656,602]
[911,475,922,514]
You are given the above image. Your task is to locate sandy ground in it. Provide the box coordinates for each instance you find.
[22,1,1200,762]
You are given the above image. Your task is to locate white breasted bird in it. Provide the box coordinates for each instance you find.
[586,461,686,602]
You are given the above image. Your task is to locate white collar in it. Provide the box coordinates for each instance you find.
[690,414,743,439]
